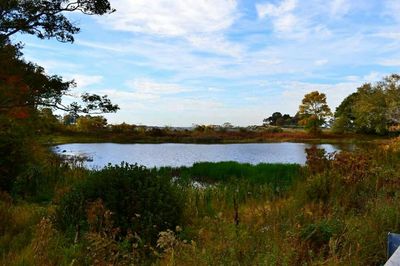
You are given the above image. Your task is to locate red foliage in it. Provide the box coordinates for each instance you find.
[305,146,329,174]
[331,151,370,185]
[8,107,30,119]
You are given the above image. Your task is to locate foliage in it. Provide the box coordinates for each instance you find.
[263,126,284,133]
[0,41,119,117]
[334,74,400,135]
[0,0,118,193]
[263,112,299,127]
[2,144,400,265]
[76,115,107,132]
[300,219,342,251]
[332,92,358,133]
[0,0,114,43]
[298,91,332,134]
[354,83,388,134]
[305,145,329,175]
[56,163,184,245]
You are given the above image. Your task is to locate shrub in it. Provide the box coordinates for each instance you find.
[331,151,371,185]
[304,174,332,204]
[300,219,342,252]
[12,158,65,202]
[56,163,184,245]
[305,146,329,175]
[263,126,284,133]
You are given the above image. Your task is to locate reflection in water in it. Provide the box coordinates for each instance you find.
[53,142,352,169]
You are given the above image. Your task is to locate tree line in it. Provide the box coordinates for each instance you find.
[43,74,400,137]
[263,74,400,135]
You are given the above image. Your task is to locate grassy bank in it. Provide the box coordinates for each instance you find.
[42,130,384,145]
[1,140,400,265]
[0,159,301,265]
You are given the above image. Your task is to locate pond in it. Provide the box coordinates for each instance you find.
[53,142,355,169]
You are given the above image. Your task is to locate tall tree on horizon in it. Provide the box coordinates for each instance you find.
[298,91,332,134]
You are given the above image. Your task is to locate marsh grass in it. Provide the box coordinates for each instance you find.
[158,161,302,189]
[3,141,400,265]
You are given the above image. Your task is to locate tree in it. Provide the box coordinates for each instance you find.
[76,115,107,132]
[222,122,234,129]
[0,0,116,192]
[37,108,61,133]
[0,44,119,116]
[298,91,332,134]
[263,112,282,126]
[0,0,114,43]
[332,74,400,135]
[0,0,119,117]
[381,74,400,126]
[351,75,400,135]
[332,92,358,133]
[263,112,298,127]
[353,84,387,134]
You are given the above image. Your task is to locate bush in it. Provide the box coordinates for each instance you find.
[300,219,342,252]
[305,146,329,175]
[56,163,184,245]
[12,152,65,202]
[304,174,332,204]
[263,126,284,133]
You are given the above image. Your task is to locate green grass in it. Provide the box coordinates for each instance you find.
[158,161,302,189]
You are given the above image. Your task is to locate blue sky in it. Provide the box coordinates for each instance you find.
[13,0,400,126]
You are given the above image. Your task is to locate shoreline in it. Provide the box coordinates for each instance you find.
[42,132,387,146]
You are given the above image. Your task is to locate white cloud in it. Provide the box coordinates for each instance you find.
[384,0,400,22]
[26,58,80,74]
[102,0,238,37]
[330,0,350,17]
[67,74,103,88]
[379,58,400,67]
[99,89,160,101]
[208,87,225,92]
[187,35,243,57]
[126,79,191,95]
[256,0,297,18]
[256,0,298,33]
[314,59,328,66]
[91,1,242,57]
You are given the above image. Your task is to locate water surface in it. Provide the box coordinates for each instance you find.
[53,142,352,169]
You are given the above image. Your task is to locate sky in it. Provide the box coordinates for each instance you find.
[12,0,400,126]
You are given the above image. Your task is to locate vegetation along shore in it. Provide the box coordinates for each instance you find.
[2,0,400,265]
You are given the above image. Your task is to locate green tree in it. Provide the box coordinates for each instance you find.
[76,115,107,132]
[382,74,400,127]
[332,92,358,133]
[353,83,387,134]
[263,112,282,126]
[37,108,61,133]
[351,75,400,135]
[298,91,332,134]
[333,75,400,135]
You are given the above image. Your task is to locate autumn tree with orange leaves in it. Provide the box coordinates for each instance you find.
[298,91,332,134]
